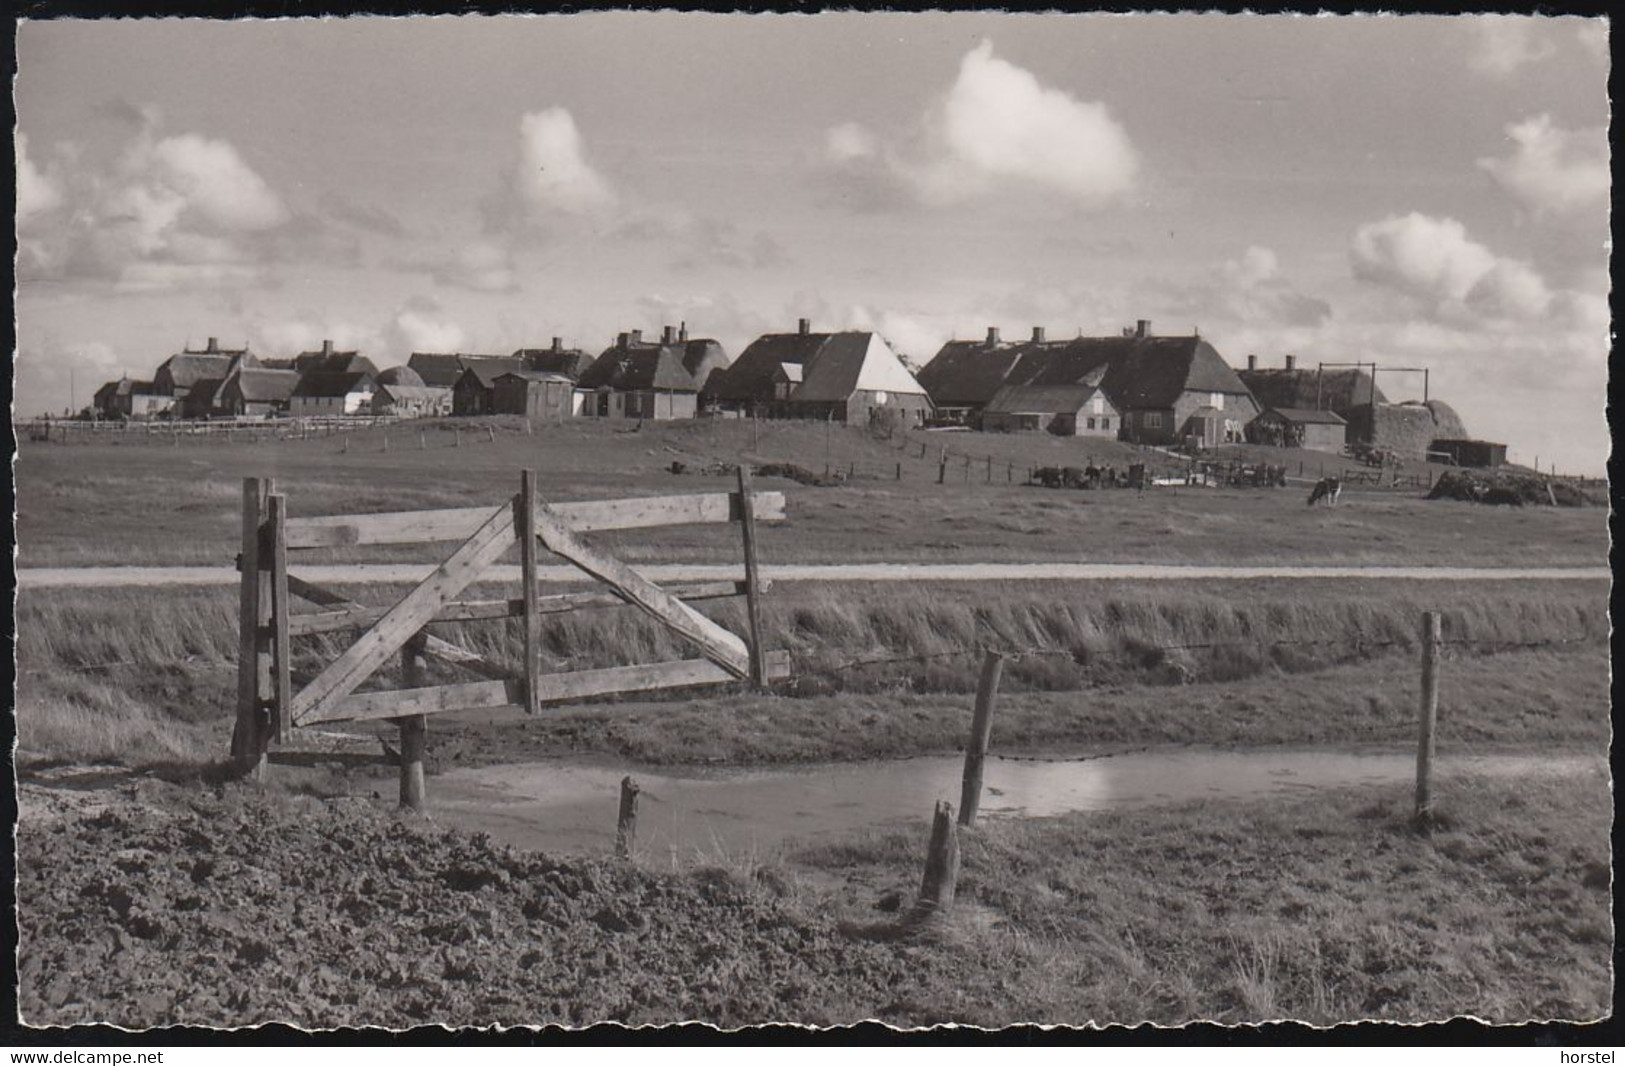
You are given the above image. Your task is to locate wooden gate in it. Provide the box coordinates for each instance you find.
[233,468,789,790]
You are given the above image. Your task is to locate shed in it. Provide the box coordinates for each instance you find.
[451,358,529,416]
[1249,407,1348,451]
[981,383,1118,437]
[1430,438,1507,469]
[492,371,575,421]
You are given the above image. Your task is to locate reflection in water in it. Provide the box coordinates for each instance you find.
[409,750,1595,860]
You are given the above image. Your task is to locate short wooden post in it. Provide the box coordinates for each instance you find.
[396,633,429,811]
[895,461,901,481]
[382,432,389,453]
[986,455,992,482]
[919,800,960,913]
[518,471,542,715]
[737,465,770,687]
[419,430,426,451]
[486,425,495,443]
[1415,611,1441,825]
[938,460,947,484]
[342,435,349,454]
[959,651,1005,828]
[1006,462,1012,482]
[455,427,462,448]
[526,418,533,436]
[615,776,640,858]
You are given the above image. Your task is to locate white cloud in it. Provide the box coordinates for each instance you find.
[1350,213,1501,308]
[430,240,521,294]
[915,41,1139,206]
[16,133,62,227]
[386,301,468,354]
[1467,15,1557,77]
[1477,115,1609,216]
[12,337,123,417]
[148,134,290,231]
[820,41,1139,210]
[514,108,616,218]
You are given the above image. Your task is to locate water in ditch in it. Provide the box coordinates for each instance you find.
[400,748,1595,860]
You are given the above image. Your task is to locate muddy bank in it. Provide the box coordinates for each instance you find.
[16,778,942,1029]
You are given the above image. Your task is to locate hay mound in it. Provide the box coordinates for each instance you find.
[1427,470,1599,508]
[1347,400,1471,459]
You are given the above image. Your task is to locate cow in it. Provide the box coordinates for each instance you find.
[1307,476,1342,507]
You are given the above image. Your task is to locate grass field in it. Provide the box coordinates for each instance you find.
[14,417,1606,567]
[15,577,1608,769]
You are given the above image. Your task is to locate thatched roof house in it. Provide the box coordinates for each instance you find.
[514,339,595,381]
[705,319,931,425]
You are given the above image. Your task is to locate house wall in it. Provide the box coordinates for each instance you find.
[1300,422,1348,453]
[453,381,492,417]
[1119,407,1177,444]
[624,390,696,420]
[290,395,348,418]
[981,411,1044,434]
[128,395,173,420]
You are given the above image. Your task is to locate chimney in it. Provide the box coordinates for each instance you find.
[798,317,811,336]
[1246,354,1257,372]
[1031,326,1046,344]
[322,339,334,357]
[629,329,643,345]
[617,332,630,350]
[679,321,689,343]
[986,327,1001,346]
[207,337,219,353]
[1285,354,1297,371]
[662,325,677,345]
[1135,319,1151,338]
[551,337,563,353]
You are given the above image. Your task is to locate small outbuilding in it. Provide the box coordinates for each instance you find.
[492,371,576,421]
[1429,438,1507,469]
[1249,407,1348,452]
[451,359,529,416]
[290,371,377,417]
[372,384,452,418]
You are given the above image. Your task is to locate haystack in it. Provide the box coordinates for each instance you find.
[1345,400,1470,458]
[1427,470,1599,507]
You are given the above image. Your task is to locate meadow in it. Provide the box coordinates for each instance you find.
[14,417,1606,568]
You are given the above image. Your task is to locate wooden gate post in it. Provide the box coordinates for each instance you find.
[397,632,429,811]
[737,465,770,687]
[269,494,293,745]
[1415,611,1441,825]
[519,470,542,714]
[959,651,1005,828]
[919,800,960,913]
[233,478,276,776]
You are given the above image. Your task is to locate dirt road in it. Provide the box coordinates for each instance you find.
[16,562,1611,588]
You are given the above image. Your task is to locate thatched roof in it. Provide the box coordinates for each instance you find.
[703,330,828,402]
[1262,407,1347,425]
[1238,368,1386,413]
[376,366,425,388]
[408,353,468,387]
[791,333,927,403]
[917,340,1029,408]
[226,368,300,403]
[455,358,529,389]
[516,347,595,380]
[376,384,451,404]
[157,354,235,390]
[578,346,698,392]
[984,383,1108,415]
[680,338,730,384]
[294,351,378,377]
[294,371,374,398]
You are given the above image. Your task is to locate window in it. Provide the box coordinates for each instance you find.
[1101,418,1111,431]
[1086,417,1096,430]
[1211,392,1225,411]
[1092,395,1105,415]
[1145,412,1163,429]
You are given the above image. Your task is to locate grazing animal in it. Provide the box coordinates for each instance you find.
[1307,476,1342,507]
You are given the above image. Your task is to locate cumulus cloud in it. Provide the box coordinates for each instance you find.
[18,118,299,292]
[819,41,1138,210]
[13,337,124,417]
[1467,15,1557,76]
[1138,246,1333,332]
[385,298,468,355]
[426,240,521,294]
[481,107,619,239]
[1477,115,1609,217]
[16,134,63,227]
[1350,212,1561,323]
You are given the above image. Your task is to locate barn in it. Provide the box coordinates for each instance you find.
[451,359,529,416]
[981,382,1118,437]
[493,371,576,421]
[707,319,932,425]
[1249,407,1348,452]
[1430,438,1507,469]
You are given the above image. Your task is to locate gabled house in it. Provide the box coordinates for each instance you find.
[407,352,471,388]
[181,377,226,420]
[1249,407,1348,452]
[216,368,300,418]
[451,358,529,416]
[153,337,246,401]
[917,327,1047,426]
[290,370,377,417]
[705,319,932,425]
[577,331,701,420]
[493,371,576,421]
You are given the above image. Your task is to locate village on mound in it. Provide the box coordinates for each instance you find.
[85,317,1504,468]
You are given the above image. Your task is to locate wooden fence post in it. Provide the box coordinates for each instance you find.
[233,478,276,776]
[420,430,426,451]
[959,651,1005,828]
[486,425,495,444]
[895,462,902,481]
[986,455,992,483]
[616,776,640,858]
[269,494,293,746]
[919,800,960,913]
[737,465,770,687]
[938,460,947,484]
[1415,611,1441,825]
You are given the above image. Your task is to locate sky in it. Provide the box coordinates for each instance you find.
[13,13,1612,473]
